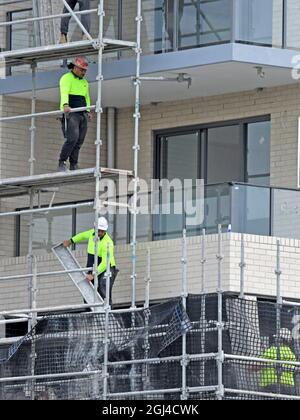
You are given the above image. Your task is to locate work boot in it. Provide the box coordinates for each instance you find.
[70,163,79,171]
[58,161,67,172]
[81,34,89,41]
[59,34,68,44]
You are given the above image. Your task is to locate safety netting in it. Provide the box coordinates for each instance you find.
[0,294,300,400]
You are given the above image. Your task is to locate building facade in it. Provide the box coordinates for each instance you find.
[1,0,300,311]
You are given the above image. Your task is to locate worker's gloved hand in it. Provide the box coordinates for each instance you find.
[63,105,72,114]
[86,274,94,282]
[87,112,93,122]
[63,239,71,248]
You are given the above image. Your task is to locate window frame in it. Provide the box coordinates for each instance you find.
[15,198,131,257]
[6,8,33,76]
[154,115,271,185]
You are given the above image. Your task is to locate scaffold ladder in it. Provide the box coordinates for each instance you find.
[52,243,104,312]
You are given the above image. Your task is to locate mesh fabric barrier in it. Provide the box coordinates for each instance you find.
[1,294,300,400]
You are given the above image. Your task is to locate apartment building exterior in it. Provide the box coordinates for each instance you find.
[1,0,300,312]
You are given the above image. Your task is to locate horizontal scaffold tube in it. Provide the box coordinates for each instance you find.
[225,353,300,368]
[0,266,94,282]
[224,388,300,401]
[0,106,96,123]
[0,9,97,27]
[0,302,145,318]
[107,385,218,399]
[0,201,94,218]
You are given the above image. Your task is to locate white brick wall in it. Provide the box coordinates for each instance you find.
[0,232,299,312]
[117,83,300,189]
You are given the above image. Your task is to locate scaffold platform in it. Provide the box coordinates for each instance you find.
[0,167,133,198]
[0,38,136,67]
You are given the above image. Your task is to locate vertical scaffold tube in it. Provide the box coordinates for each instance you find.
[239,233,246,299]
[28,60,37,334]
[200,228,206,387]
[93,0,105,303]
[30,256,37,400]
[181,229,188,400]
[216,224,224,400]
[130,0,142,394]
[103,243,111,400]
[276,239,282,396]
[143,248,151,389]
[131,0,142,309]
[30,61,37,177]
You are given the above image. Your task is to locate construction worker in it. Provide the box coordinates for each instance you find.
[59,0,91,43]
[63,217,118,305]
[258,328,297,396]
[58,56,91,172]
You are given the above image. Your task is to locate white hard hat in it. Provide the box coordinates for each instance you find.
[98,217,108,231]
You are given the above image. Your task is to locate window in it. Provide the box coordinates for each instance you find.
[16,199,131,257]
[151,0,231,52]
[154,116,270,239]
[7,9,34,51]
[155,116,270,186]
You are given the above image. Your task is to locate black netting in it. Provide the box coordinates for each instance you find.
[1,294,300,400]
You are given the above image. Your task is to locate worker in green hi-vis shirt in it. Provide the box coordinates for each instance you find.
[58,56,92,172]
[63,217,119,306]
[258,328,297,396]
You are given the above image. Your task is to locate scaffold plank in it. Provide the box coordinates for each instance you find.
[0,38,136,67]
[0,167,133,198]
[52,243,104,312]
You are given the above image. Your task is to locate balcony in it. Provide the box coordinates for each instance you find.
[1,0,299,102]
[15,182,300,257]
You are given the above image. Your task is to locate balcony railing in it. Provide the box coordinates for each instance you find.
[2,0,300,68]
[16,181,300,256]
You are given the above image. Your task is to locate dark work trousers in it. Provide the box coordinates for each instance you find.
[61,0,91,35]
[96,267,119,306]
[60,112,88,165]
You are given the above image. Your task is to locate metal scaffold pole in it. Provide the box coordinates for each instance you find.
[181,229,188,400]
[142,248,151,391]
[102,243,111,400]
[239,233,246,299]
[200,228,206,387]
[131,0,142,310]
[93,0,105,304]
[30,256,38,400]
[201,228,206,294]
[275,239,283,396]
[216,224,224,400]
[29,61,37,177]
[129,0,142,395]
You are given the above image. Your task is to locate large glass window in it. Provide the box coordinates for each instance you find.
[155,117,270,239]
[7,9,34,51]
[207,125,242,184]
[155,0,231,51]
[247,121,270,185]
[179,0,231,48]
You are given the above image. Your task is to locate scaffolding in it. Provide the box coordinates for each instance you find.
[0,0,300,401]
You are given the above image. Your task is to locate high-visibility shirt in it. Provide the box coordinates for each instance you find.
[259,345,296,387]
[60,71,90,111]
[71,230,116,275]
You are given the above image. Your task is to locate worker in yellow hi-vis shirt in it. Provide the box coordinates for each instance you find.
[63,217,119,306]
[58,56,91,172]
[259,328,297,396]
